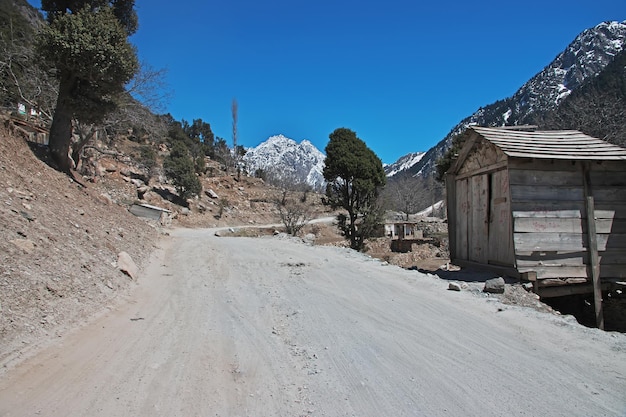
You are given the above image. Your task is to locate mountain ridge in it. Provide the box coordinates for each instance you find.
[242,134,326,190]
[388,20,626,179]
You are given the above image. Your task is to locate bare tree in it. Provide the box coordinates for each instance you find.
[383,173,425,220]
[0,21,57,121]
[275,190,312,236]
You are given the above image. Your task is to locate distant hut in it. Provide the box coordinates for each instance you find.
[445,126,626,327]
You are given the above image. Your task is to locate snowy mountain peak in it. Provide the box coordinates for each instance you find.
[387,20,626,180]
[384,152,426,177]
[243,135,326,190]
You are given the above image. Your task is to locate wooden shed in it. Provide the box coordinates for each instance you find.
[445,126,626,307]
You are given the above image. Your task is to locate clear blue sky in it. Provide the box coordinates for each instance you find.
[27,1,625,163]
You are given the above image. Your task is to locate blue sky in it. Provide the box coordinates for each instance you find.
[27,1,625,163]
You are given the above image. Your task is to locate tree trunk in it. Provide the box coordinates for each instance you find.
[48,74,75,172]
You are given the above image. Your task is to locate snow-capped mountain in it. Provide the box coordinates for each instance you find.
[390,20,626,179]
[384,152,425,177]
[243,134,326,190]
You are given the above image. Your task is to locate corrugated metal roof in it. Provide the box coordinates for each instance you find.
[471,126,626,160]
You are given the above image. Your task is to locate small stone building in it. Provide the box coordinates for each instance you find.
[445,126,626,302]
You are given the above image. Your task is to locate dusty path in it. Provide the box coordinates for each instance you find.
[1,228,625,416]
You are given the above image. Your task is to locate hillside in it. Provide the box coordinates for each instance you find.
[0,122,159,364]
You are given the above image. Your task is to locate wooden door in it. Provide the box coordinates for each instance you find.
[488,170,515,266]
[469,174,489,263]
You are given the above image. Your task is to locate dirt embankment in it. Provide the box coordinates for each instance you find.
[0,127,160,366]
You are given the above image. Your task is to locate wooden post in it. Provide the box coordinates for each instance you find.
[583,161,603,330]
[445,173,457,261]
[585,196,604,330]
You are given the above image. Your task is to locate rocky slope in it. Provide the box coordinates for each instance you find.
[383,152,425,177]
[0,124,160,365]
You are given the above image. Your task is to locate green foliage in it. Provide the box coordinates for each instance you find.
[137,144,156,171]
[435,133,464,182]
[165,117,214,175]
[41,0,138,35]
[164,141,202,201]
[37,5,138,124]
[36,2,139,171]
[323,127,386,251]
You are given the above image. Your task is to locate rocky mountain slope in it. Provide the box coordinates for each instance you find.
[242,134,326,190]
[383,152,425,177]
[390,20,626,179]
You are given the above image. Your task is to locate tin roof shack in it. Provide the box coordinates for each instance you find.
[445,126,626,326]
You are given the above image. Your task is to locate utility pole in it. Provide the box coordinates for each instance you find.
[231,98,239,178]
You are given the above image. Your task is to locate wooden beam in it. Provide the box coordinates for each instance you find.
[451,259,521,279]
[583,163,604,330]
[454,160,508,181]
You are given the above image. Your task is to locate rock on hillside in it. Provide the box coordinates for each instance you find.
[243,134,326,190]
[0,124,159,366]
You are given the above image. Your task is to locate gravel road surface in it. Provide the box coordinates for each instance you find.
[1,227,625,416]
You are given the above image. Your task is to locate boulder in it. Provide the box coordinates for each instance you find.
[117,251,138,280]
[448,282,462,291]
[484,277,505,294]
[205,189,219,199]
[10,239,35,253]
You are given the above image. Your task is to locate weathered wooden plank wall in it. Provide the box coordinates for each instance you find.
[509,159,626,284]
[455,178,469,261]
[592,162,626,281]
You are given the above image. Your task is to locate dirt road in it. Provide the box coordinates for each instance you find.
[1,228,625,416]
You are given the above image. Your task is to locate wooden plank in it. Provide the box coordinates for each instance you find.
[513,217,582,233]
[592,188,626,203]
[455,178,469,261]
[514,232,626,252]
[516,256,585,268]
[488,169,515,266]
[450,132,479,175]
[518,265,588,279]
[516,249,626,266]
[599,265,626,278]
[594,203,626,219]
[512,209,582,219]
[510,185,584,201]
[536,277,589,286]
[509,169,582,186]
[446,173,457,261]
[511,200,585,216]
[450,259,521,279]
[513,218,625,233]
[469,174,489,263]
[457,138,506,176]
[514,232,585,252]
[589,171,626,186]
[538,284,603,298]
[583,164,606,330]
[508,158,585,171]
[454,160,507,181]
